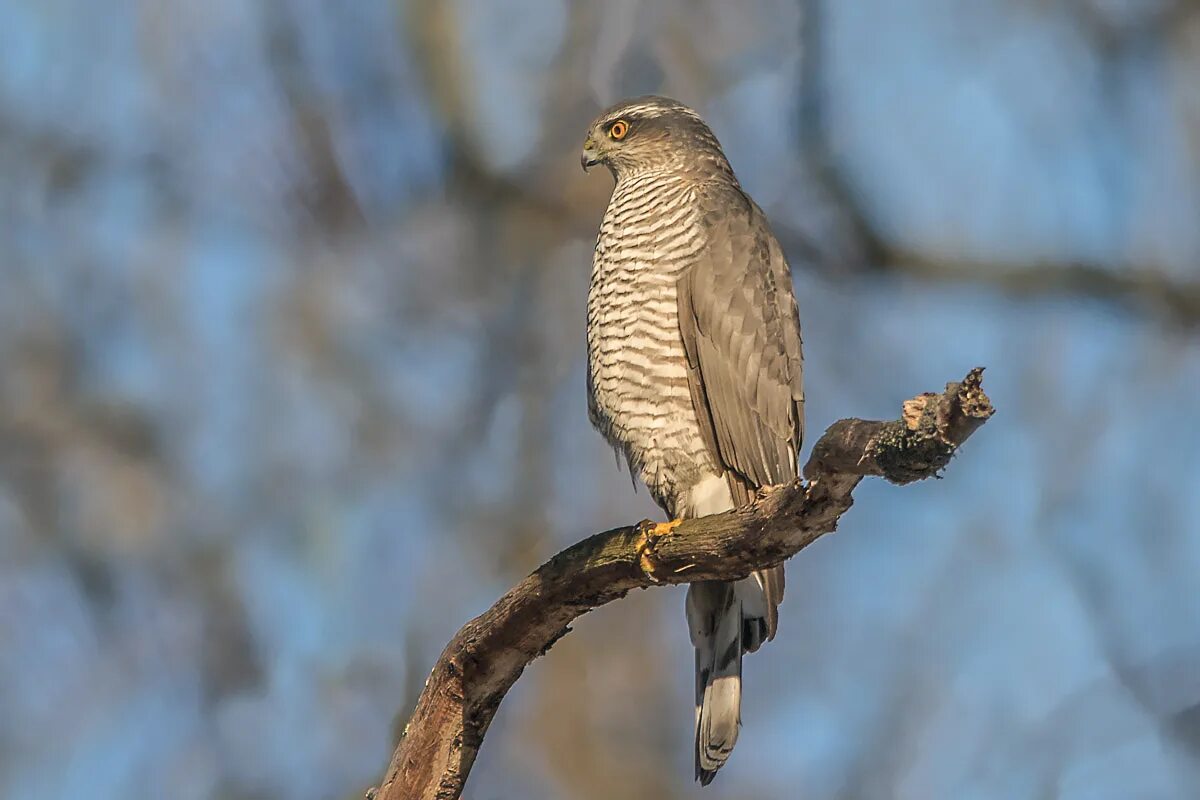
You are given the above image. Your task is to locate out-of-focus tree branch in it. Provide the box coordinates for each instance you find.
[367,369,994,800]
[796,0,889,269]
[880,256,1200,328]
[793,0,1200,327]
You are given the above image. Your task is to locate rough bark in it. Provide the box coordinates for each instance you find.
[368,368,994,800]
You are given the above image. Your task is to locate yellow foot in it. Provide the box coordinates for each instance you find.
[634,518,682,583]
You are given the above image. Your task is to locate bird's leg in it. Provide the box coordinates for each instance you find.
[634,518,683,583]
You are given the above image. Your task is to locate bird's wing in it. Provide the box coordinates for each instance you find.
[678,184,803,643]
[678,182,804,496]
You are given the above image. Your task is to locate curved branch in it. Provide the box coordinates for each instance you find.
[368,369,994,800]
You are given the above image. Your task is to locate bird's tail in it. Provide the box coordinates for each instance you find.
[687,569,782,785]
[688,580,744,785]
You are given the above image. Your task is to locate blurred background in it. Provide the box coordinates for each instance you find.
[1,1,1199,798]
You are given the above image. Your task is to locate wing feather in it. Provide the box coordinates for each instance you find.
[678,184,804,492]
[678,184,804,642]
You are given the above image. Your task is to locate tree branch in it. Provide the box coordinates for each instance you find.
[368,368,994,800]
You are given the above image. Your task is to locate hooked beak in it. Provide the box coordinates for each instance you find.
[581,137,601,172]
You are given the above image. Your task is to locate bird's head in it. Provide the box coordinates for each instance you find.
[581,95,733,181]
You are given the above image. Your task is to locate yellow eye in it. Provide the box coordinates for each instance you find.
[609,119,629,140]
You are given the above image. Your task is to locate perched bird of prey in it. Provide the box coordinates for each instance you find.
[581,96,804,784]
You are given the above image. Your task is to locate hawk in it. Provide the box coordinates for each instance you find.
[581,96,804,784]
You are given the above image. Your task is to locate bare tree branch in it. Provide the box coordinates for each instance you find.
[368,368,994,800]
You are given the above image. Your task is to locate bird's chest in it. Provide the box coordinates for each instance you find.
[585,181,711,503]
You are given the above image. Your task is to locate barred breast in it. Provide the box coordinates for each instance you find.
[587,172,718,516]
